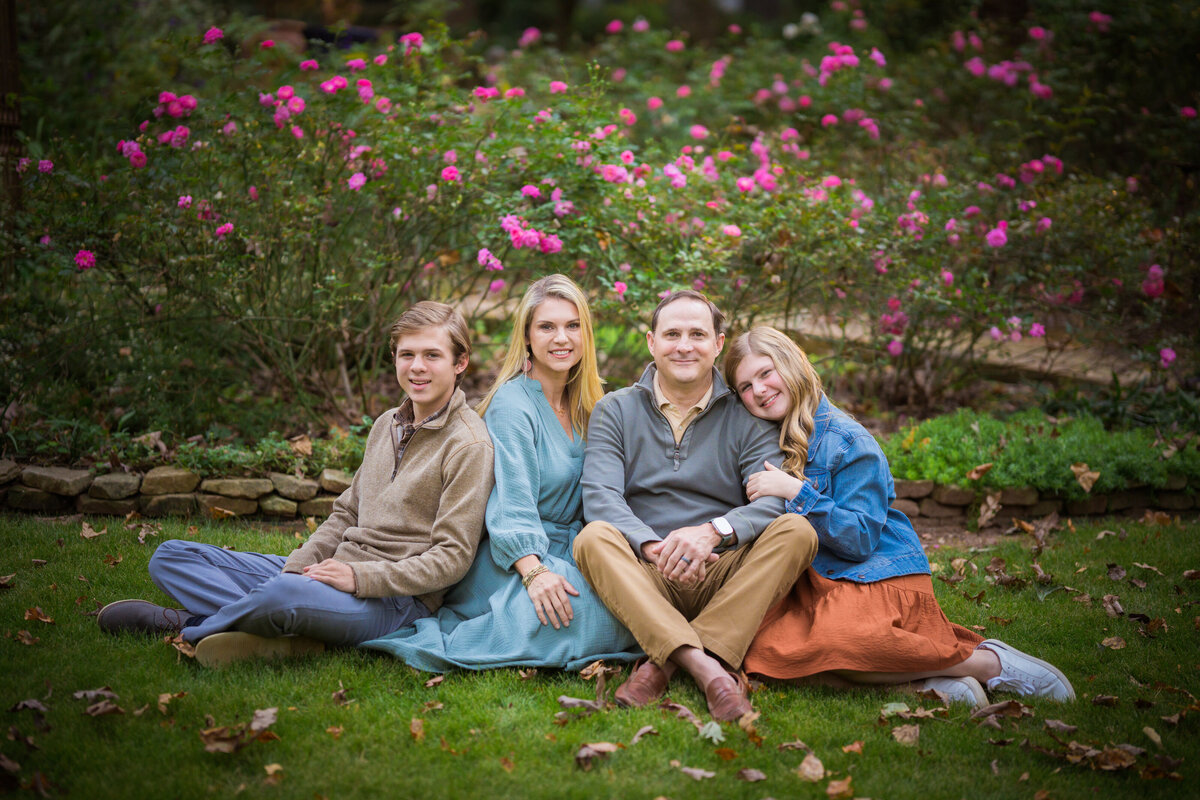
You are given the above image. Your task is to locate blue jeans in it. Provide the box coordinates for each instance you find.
[148,539,429,645]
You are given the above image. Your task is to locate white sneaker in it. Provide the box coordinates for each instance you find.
[978,639,1075,701]
[919,676,988,708]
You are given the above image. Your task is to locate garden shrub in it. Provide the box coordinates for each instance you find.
[2,3,1192,446]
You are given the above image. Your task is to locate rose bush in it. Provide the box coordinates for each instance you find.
[2,6,1193,442]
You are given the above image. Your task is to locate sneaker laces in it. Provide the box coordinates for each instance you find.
[987,676,1034,695]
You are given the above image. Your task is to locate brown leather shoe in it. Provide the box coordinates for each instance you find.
[614,659,670,708]
[704,671,752,721]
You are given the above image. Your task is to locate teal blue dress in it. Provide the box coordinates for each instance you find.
[361,377,641,671]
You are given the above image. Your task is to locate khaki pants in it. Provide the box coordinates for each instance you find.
[573,514,817,669]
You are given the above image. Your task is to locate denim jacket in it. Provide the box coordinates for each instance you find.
[783,395,930,582]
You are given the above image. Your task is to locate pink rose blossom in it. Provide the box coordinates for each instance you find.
[736,176,755,192]
[633,19,650,32]
[489,278,506,293]
[401,32,424,54]
[38,160,53,173]
[520,184,541,198]
[614,280,628,298]
[646,97,663,111]
[1142,264,1165,298]
[612,68,626,82]
[518,27,541,48]
[288,96,306,113]
[1159,347,1176,368]
[549,80,568,94]
[374,54,388,66]
[989,326,1003,341]
[291,126,304,139]
[822,175,842,188]
[215,222,233,238]
[348,172,367,190]
[886,339,903,357]
[722,224,742,237]
[1029,323,1045,337]
[441,166,461,182]
[1028,26,1048,40]
[986,227,1007,247]
[1088,12,1112,32]
[202,27,223,44]
[619,108,638,126]
[666,39,684,52]
[1036,217,1052,232]
[504,87,526,99]
[676,85,691,98]
[248,186,258,201]
[689,124,709,140]
[74,249,95,270]
[346,58,367,72]
[821,114,839,127]
[1182,107,1197,119]
[965,57,986,77]
[477,248,503,271]
[300,59,319,70]
[941,270,954,286]
[605,19,624,34]
[129,151,147,168]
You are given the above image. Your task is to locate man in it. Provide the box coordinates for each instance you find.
[97,302,495,667]
[574,290,818,720]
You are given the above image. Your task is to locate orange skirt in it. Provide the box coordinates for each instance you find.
[742,568,984,680]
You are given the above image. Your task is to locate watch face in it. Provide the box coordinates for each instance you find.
[713,517,733,535]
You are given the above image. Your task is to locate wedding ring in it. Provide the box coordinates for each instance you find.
[680,555,692,565]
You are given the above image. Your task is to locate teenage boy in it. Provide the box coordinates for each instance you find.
[575,290,818,720]
[98,302,495,667]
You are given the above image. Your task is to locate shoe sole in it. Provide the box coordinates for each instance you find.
[194,632,325,668]
[981,640,1076,701]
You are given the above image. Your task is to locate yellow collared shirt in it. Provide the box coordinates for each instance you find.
[653,372,713,444]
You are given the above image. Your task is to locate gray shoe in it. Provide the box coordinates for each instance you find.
[97,599,190,635]
[194,632,325,668]
[978,639,1075,701]
[919,676,988,708]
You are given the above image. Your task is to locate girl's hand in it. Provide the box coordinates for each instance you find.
[526,570,580,629]
[746,460,805,502]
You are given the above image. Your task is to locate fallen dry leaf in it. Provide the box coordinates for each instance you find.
[1070,462,1100,492]
[796,752,825,781]
[968,462,994,481]
[208,506,236,520]
[1,753,19,775]
[1183,570,1199,580]
[631,725,657,745]
[842,740,863,754]
[698,721,725,744]
[1102,594,1124,617]
[72,687,118,702]
[199,707,278,754]
[1044,719,1077,734]
[1133,562,1163,576]
[263,763,283,786]
[1101,636,1126,650]
[658,700,703,730]
[678,765,715,781]
[1107,563,1127,581]
[420,701,443,713]
[102,553,123,567]
[84,700,124,717]
[574,742,619,771]
[326,726,343,740]
[10,700,49,714]
[410,718,425,742]
[0,574,14,589]
[517,668,538,680]
[499,756,515,773]
[331,682,354,706]
[1092,695,1120,707]
[23,608,54,625]
[826,775,853,799]
[16,631,39,646]
[158,691,186,715]
[80,522,106,540]
[1094,745,1138,771]
[978,492,1001,528]
[1143,727,1162,747]
[892,724,920,746]
[971,700,1033,720]
[714,747,738,761]
[737,768,767,782]
[165,634,196,660]
[424,675,444,689]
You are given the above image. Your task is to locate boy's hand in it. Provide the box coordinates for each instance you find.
[303,559,357,593]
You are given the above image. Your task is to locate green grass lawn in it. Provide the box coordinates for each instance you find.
[1,512,1197,799]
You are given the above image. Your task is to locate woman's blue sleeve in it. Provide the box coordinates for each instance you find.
[483,388,551,570]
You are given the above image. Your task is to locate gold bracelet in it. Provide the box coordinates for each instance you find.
[521,564,549,588]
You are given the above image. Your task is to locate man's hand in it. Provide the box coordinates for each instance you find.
[303,559,357,593]
[746,460,805,502]
[644,525,721,586]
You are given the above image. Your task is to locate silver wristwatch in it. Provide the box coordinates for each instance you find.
[711,516,735,548]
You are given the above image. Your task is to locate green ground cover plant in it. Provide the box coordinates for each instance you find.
[882,409,1200,497]
[1,514,1196,798]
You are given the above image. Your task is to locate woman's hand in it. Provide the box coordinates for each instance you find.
[303,559,357,593]
[526,569,581,629]
[746,460,805,502]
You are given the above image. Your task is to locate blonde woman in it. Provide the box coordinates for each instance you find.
[363,274,640,670]
[723,327,1074,706]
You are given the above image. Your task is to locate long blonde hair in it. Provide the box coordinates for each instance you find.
[723,327,823,478]
[476,274,604,437]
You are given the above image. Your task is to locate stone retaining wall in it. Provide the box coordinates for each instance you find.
[0,458,1194,523]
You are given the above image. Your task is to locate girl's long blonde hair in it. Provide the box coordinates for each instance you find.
[723,327,823,479]
[476,274,604,437]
